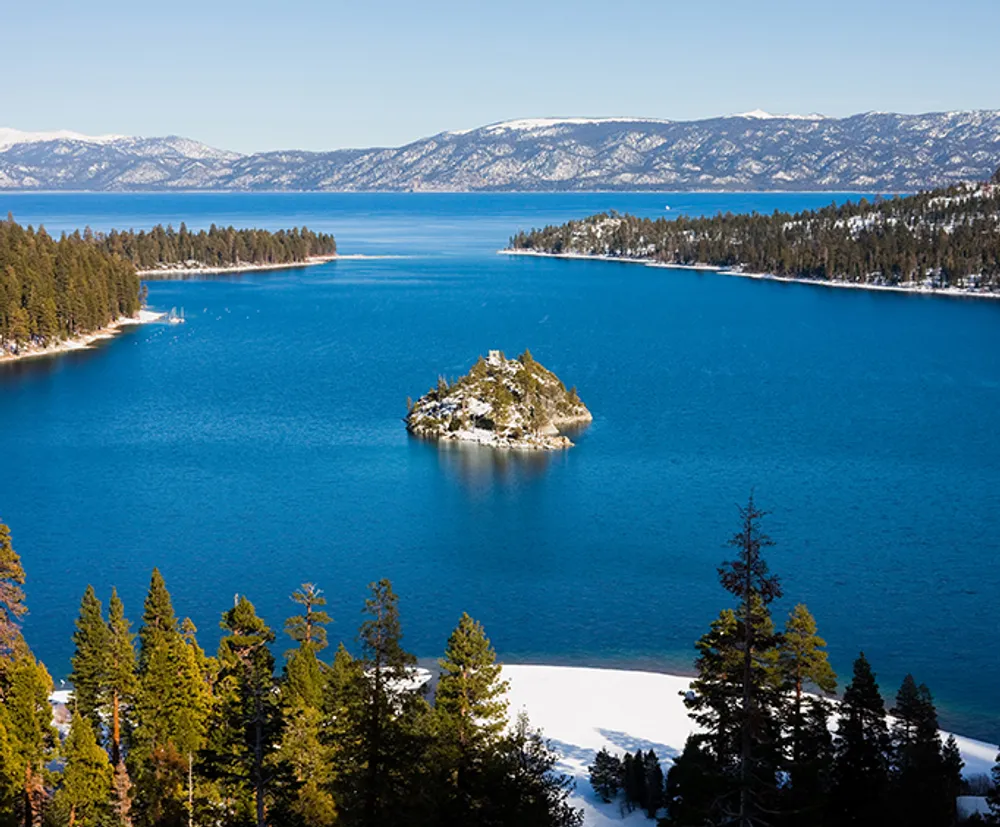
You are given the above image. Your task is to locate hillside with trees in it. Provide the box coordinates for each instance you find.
[509,173,1000,293]
[0,518,582,827]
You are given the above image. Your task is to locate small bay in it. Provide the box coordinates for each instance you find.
[2,192,998,741]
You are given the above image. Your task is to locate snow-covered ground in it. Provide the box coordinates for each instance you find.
[503,664,999,827]
[0,309,165,363]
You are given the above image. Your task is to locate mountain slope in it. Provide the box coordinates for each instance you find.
[3,111,1000,192]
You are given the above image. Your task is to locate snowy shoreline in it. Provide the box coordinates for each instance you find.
[136,254,338,278]
[0,309,164,364]
[499,249,1000,301]
[501,664,998,826]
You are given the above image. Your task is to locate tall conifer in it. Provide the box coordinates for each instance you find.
[105,588,137,765]
[0,520,27,657]
[70,586,109,733]
[56,713,113,827]
[831,653,890,827]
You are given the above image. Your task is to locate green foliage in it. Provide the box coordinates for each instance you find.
[96,223,336,271]
[0,219,141,351]
[54,713,114,827]
[588,747,621,803]
[70,586,110,732]
[285,583,332,653]
[105,588,137,765]
[511,177,1000,289]
[0,519,27,656]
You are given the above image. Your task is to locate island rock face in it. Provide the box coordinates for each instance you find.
[406,350,592,450]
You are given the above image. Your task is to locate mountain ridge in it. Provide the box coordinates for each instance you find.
[3,110,1000,192]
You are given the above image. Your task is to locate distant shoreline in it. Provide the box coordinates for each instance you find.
[0,309,164,364]
[137,254,338,278]
[499,249,1000,301]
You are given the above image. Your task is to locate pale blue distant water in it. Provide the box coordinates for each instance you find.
[2,192,999,742]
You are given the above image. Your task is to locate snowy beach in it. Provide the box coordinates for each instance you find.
[499,249,1000,301]
[0,308,164,364]
[136,254,338,278]
[501,664,999,826]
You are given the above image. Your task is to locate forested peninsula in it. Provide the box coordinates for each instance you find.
[507,170,1000,296]
[0,217,336,360]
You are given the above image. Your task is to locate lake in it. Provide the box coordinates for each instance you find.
[2,192,999,742]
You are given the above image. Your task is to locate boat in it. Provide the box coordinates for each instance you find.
[167,307,186,325]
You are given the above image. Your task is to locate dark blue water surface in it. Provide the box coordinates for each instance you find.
[2,193,998,741]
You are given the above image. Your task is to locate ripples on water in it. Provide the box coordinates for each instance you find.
[1,192,999,741]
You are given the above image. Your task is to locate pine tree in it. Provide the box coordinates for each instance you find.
[642,750,664,817]
[717,494,783,827]
[0,520,27,656]
[331,579,428,827]
[206,596,285,827]
[3,651,56,827]
[70,586,110,733]
[587,748,622,803]
[664,735,726,826]
[435,611,510,808]
[778,603,837,822]
[890,676,956,827]
[477,712,582,827]
[831,653,890,827]
[284,583,332,652]
[105,588,137,766]
[131,571,211,827]
[56,713,114,827]
[110,758,134,827]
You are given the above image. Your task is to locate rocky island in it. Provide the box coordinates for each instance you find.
[406,350,592,450]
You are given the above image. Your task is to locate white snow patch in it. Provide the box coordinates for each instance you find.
[449,117,673,135]
[503,664,1000,827]
[726,109,828,121]
[0,127,127,150]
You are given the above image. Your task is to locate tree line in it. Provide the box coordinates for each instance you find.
[94,224,336,271]
[588,496,989,826]
[509,171,1000,290]
[0,519,581,827]
[0,216,337,355]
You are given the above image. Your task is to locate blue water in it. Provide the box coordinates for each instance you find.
[2,193,999,742]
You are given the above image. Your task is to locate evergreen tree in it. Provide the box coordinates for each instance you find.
[105,588,137,765]
[0,520,26,656]
[205,596,285,827]
[435,611,510,816]
[778,603,837,823]
[131,571,211,827]
[70,586,110,734]
[55,713,114,827]
[642,750,664,817]
[110,758,134,827]
[717,494,783,827]
[890,676,957,827]
[284,583,331,652]
[331,579,428,827]
[478,712,583,827]
[2,651,56,827]
[587,748,622,803]
[831,653,890,827]
[664,735,725,826]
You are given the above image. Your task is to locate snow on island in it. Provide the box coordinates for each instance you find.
[405,350,592,450]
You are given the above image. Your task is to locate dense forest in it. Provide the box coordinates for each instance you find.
[0,217,142,353]
[0,519,581,827]
[3,500,1000,826]
[0,217,336,355]
[509,170,1000,291]
[94,224,337,272]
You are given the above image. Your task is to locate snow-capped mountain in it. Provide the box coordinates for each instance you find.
[2,111,999,191]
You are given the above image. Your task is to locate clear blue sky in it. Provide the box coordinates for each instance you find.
[2,0,998,153]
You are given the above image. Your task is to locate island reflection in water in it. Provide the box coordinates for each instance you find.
[414,425,591,492]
